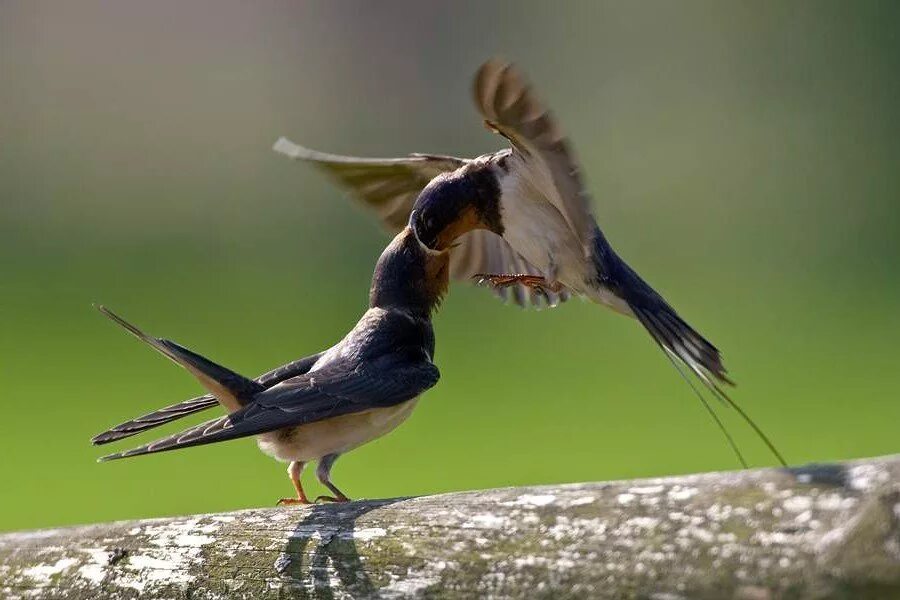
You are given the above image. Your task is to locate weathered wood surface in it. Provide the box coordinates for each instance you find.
[1,456,899,599]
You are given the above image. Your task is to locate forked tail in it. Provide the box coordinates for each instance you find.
[594,236,787,467]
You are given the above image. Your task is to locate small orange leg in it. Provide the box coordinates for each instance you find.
[276,461,311,506]
[473,273,563,294]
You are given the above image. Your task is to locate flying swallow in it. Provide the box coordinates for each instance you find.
[92,226,446,503]
[274,58,786,467]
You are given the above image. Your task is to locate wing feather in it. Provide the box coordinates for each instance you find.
[91,352,326,445]
[274,139,571,309]
[273,137,468,232]
[99,359,440,461]
[473,59,596,254]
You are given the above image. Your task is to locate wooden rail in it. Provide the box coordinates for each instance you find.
[2,455,899,599]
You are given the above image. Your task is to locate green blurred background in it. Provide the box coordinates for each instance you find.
[1,1,898,532]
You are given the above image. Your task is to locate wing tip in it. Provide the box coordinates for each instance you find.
[476,56,513,82]
[473,57,507,111]
[91,432,114,446]
[98,442,163,462]
[92,427,137,446]
[272,136,304,158]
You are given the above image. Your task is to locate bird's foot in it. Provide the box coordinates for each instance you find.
[315,494,350,504]
[276,495,311,506]
[474,273,562,293]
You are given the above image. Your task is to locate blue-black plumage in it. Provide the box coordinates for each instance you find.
[93,227,446,503]
[275,58,786,468]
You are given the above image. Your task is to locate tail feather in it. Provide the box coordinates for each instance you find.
[600,251,731,386]
[657,341,748,468]
[598,244,786,467]
[91,351,326,446]
[96,306,263,413]
[90,395,219,445]
[98,414,233,461]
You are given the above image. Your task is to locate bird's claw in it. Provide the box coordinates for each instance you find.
[276,497,311,506]
[473,273,559,293]
[315,494,350,504]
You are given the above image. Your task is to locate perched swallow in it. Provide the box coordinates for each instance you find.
[274,58,785,466]
[92,226,447,503]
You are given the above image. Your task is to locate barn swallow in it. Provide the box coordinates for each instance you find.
[274,58,786,467]
[92,225,447,503]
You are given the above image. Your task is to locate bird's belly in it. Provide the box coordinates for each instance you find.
[501,196,591,292]
[256,398,419,462]
[585,285,633,316]
[499,166,633,313]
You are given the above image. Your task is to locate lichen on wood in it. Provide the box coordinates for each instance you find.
[1,455,899,599]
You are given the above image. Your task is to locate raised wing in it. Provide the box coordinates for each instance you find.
[274,137,467,232]
[99,356,439,461]
[274,138,569,308]
[473,59,597,254]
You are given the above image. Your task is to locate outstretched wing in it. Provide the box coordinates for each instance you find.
[473,59,597,254]
[99,356,440,461]
[274,137,467,232]
[91,352,325,445]
[274,138,570,308]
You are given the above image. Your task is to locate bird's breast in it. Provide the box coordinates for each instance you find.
[498,170,591,291]
[256,397,420,463]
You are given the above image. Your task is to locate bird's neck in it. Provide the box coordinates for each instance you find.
[369,227,449,318]
[411,162,504,251]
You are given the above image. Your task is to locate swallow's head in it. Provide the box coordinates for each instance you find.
[410,167,503,251]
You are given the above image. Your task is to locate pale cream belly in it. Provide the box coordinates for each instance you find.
[256,398,420,462]
[500,165,634,317]
[585,286,634,316]
[500,166,591,290]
